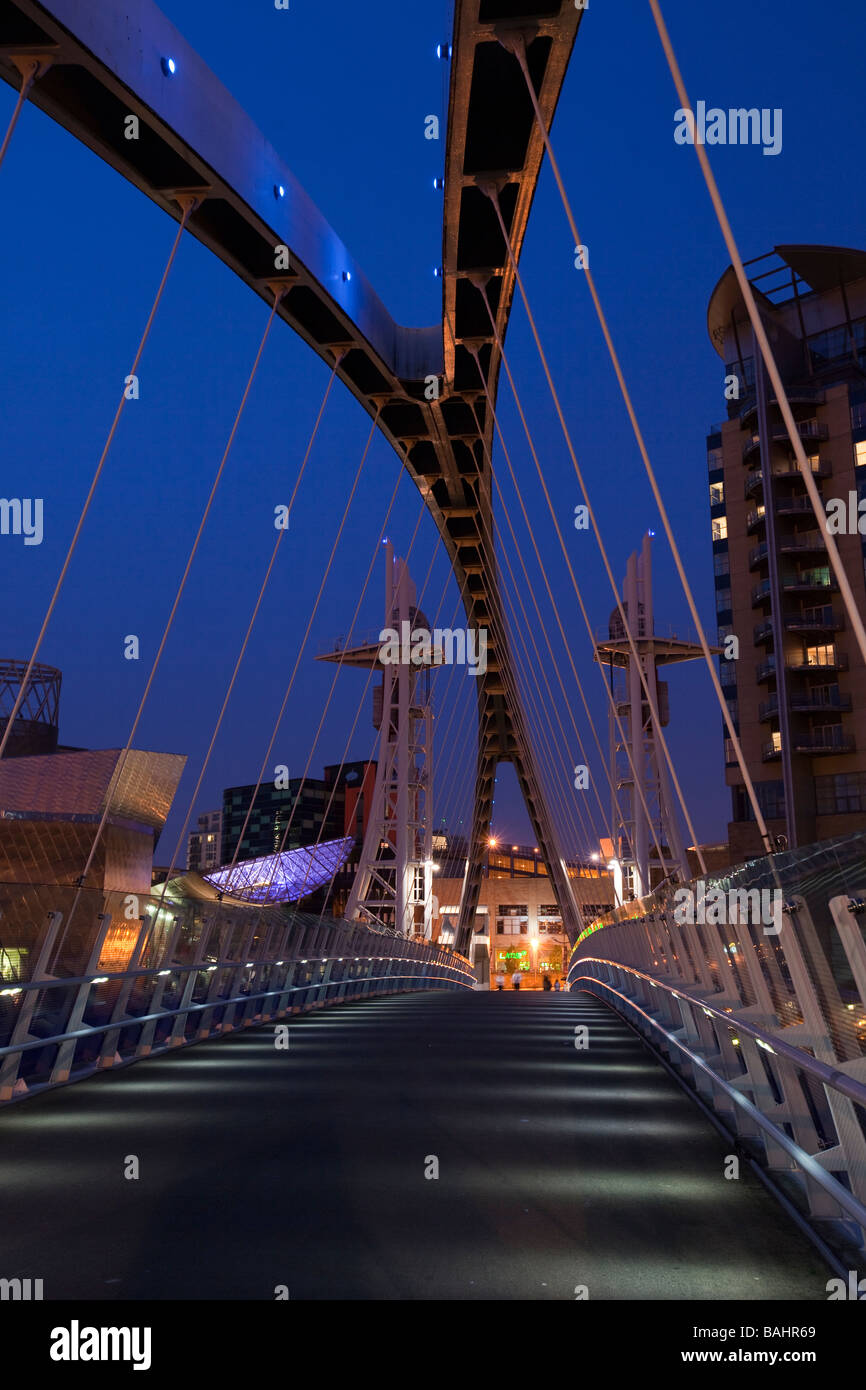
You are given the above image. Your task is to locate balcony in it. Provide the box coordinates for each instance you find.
[774,458,831,481]
[785,608,843,633]
[779,533,826,555]
[792,691,852,714]
[762,739,783,761]
[756,657,777,683]
[777,494,821,517]
[788,652,849,673]
[781,572,835,594]
[739,390,825,428]
[741,421,829,463]
[745,470,764,499]
[751,578,772,606]
[748,542,769,569]
[745,462,830,500]
[762,690,852,720]
[753,620,774,644]
[794,730,855,755]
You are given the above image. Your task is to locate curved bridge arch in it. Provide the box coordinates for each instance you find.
[0,0,586,949]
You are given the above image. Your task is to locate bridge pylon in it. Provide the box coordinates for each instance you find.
[320,543,434,937]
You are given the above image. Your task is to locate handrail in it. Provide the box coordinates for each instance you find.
[572,957,866,1112]
[572,968,866,1236]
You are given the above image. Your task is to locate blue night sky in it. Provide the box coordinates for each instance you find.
[1,0,864,866]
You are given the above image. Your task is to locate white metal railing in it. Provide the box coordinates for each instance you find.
[568,831,866,1260]
[0,890,475,1104]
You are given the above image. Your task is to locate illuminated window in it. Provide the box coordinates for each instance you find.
[856,440,866,468]
[712,516,728,542]
[805,643,836,667]
[513,857,536,874]
[710,481,724,507]
[497,906,528,936]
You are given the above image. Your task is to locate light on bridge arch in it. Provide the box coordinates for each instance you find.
[274,184,285,200]
[160,56,177,77]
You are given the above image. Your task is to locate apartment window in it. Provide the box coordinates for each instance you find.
[707,446,723,472]
[805,643,836,667]
[798,566,831,587]
[732,780,786,823]
[714,551,730,577]
[809,319,866,370]
[715,587,732,611]
[809,683,840,707]
[712,517,728,542]
[771,730,782,752]
[815,772,866,815]
[802,604,834,625]
[855,439,866,468]
[811,723,844,747]
[710,481,725,507]
[724,738,737,765]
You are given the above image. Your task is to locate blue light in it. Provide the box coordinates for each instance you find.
[433,177,445,190]
[433,266,443,278]
[203,836,354,904]
[274,183,285,199]
[342,270,352,282]
[161,56,176,76]
[437,43,452,60]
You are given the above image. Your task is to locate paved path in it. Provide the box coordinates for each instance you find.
[0,989,830,1299]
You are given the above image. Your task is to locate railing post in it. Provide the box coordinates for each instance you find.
[137,913,183,1055]
[0,910,63,1100]
[97,913,153,1067]
[50,911,114,1083]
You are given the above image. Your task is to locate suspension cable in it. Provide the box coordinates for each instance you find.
[155,355,341,896]
[0,55,50,173]
[480,200,707,877]
[507,34,773,853]
[61,285,286,943]
[218,397,377,882]
[646,0,866,674]
[0,198,196,761]
[461,381,618,853]
[464,304,672,877]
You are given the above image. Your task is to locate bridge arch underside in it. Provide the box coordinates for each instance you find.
[0,0,584,942]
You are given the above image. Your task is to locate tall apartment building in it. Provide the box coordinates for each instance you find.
[707,244,866,860]
[186,809,223,873]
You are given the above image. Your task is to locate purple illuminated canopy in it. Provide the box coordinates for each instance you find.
[203,836,354,904]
